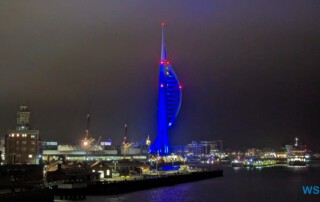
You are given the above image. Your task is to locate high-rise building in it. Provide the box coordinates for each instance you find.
[150,23,182,154]
[5,105,41,164]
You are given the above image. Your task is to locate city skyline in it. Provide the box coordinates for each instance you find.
[0,1,320,150]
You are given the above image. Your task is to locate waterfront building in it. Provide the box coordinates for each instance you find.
[0,137,5,164]
[42,143,148,162]
[171,140,224,157]
[150,23,182,155]
[245,148,262,157]
[42,141,58,150]
[90,161,113,179]
[275,152,287,158]
[5,105,41,164]
[194,140,223,154]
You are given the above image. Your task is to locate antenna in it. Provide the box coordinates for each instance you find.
[161,22,167,61]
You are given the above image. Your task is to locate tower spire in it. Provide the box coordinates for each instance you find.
[161,22,167,61]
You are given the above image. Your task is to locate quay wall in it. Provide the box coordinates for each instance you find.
[87,170,223,195]
[0,189,54,202]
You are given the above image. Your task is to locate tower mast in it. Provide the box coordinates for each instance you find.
[161,22,167,61]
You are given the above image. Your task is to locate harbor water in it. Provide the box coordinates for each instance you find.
[81,164,320,202]
[53,163,320,202]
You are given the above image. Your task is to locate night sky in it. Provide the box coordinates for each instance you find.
[1,1,320,151]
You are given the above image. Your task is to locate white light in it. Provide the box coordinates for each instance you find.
[28,154,33,158]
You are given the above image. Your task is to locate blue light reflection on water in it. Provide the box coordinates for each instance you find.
[68,165,320,202]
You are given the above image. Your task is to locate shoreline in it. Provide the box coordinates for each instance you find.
[54,169,223,197]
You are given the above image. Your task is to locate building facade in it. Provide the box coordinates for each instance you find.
[171,140,224,157]
[5,105,41,164]
[150,23,182,155]
[0,137,5,164]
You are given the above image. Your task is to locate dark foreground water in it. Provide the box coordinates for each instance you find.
[58,165,320,202]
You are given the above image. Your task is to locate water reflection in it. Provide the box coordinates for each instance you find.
[83,165,320,202]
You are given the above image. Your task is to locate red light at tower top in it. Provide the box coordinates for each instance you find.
[161,22,165,27]
[179,85,182,89]
[160,60,170,65]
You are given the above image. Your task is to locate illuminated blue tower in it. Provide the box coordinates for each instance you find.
[150,23,182,154]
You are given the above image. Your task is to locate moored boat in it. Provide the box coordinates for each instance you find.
[231,159,243,167]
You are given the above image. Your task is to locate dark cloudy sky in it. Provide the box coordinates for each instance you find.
[1,1,319,150]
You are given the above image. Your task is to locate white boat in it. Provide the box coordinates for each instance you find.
[231,159,243,167]
[287,154,306,166]
[286,137,307,166]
